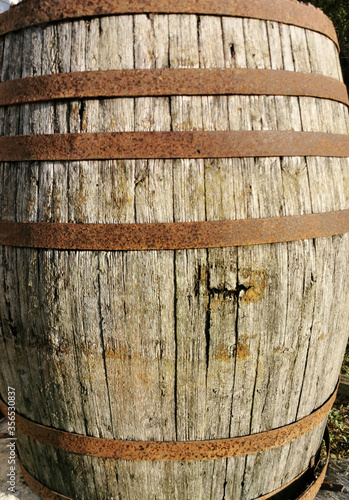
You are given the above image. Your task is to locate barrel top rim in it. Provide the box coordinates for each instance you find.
[0,0,339,50]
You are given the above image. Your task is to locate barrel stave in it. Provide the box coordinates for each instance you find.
[0,11,349,500]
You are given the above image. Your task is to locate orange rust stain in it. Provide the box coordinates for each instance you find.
[236,333,250,360]
[241,268,267,304]
[216,339,250,362]
[137,371,152,385]
[104,346,132,361]
[175,120,196,131]
[236,342,250,360]
[216,345,231,361]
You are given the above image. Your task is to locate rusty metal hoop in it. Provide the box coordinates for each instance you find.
[17,427,331,499]
[0,69,347,106]
[0,210,349,251]
[1,131,349,162]
[0,381,338,461]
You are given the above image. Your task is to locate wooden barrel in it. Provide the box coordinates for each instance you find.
[0,1,349,498]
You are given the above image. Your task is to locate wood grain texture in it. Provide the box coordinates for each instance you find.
[0,12,348,500]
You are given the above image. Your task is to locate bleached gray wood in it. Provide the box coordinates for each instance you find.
[0,11,348,500]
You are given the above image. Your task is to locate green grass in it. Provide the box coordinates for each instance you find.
[341,344,349,376]
[328,397,349,458]
[327,342,349,458]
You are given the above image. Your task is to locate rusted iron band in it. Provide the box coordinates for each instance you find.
[0,0,339,49]
[0,69,348,107]
[17,429,330,500]
[0,381,338,461]
[19,461,72,500]
[257,427,330,500]
[296,426,330,500]
[0,210,348,251]
[258,466,311,499]
[1,131,349,162]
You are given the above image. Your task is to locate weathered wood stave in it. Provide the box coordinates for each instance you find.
[0,4,348,500]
